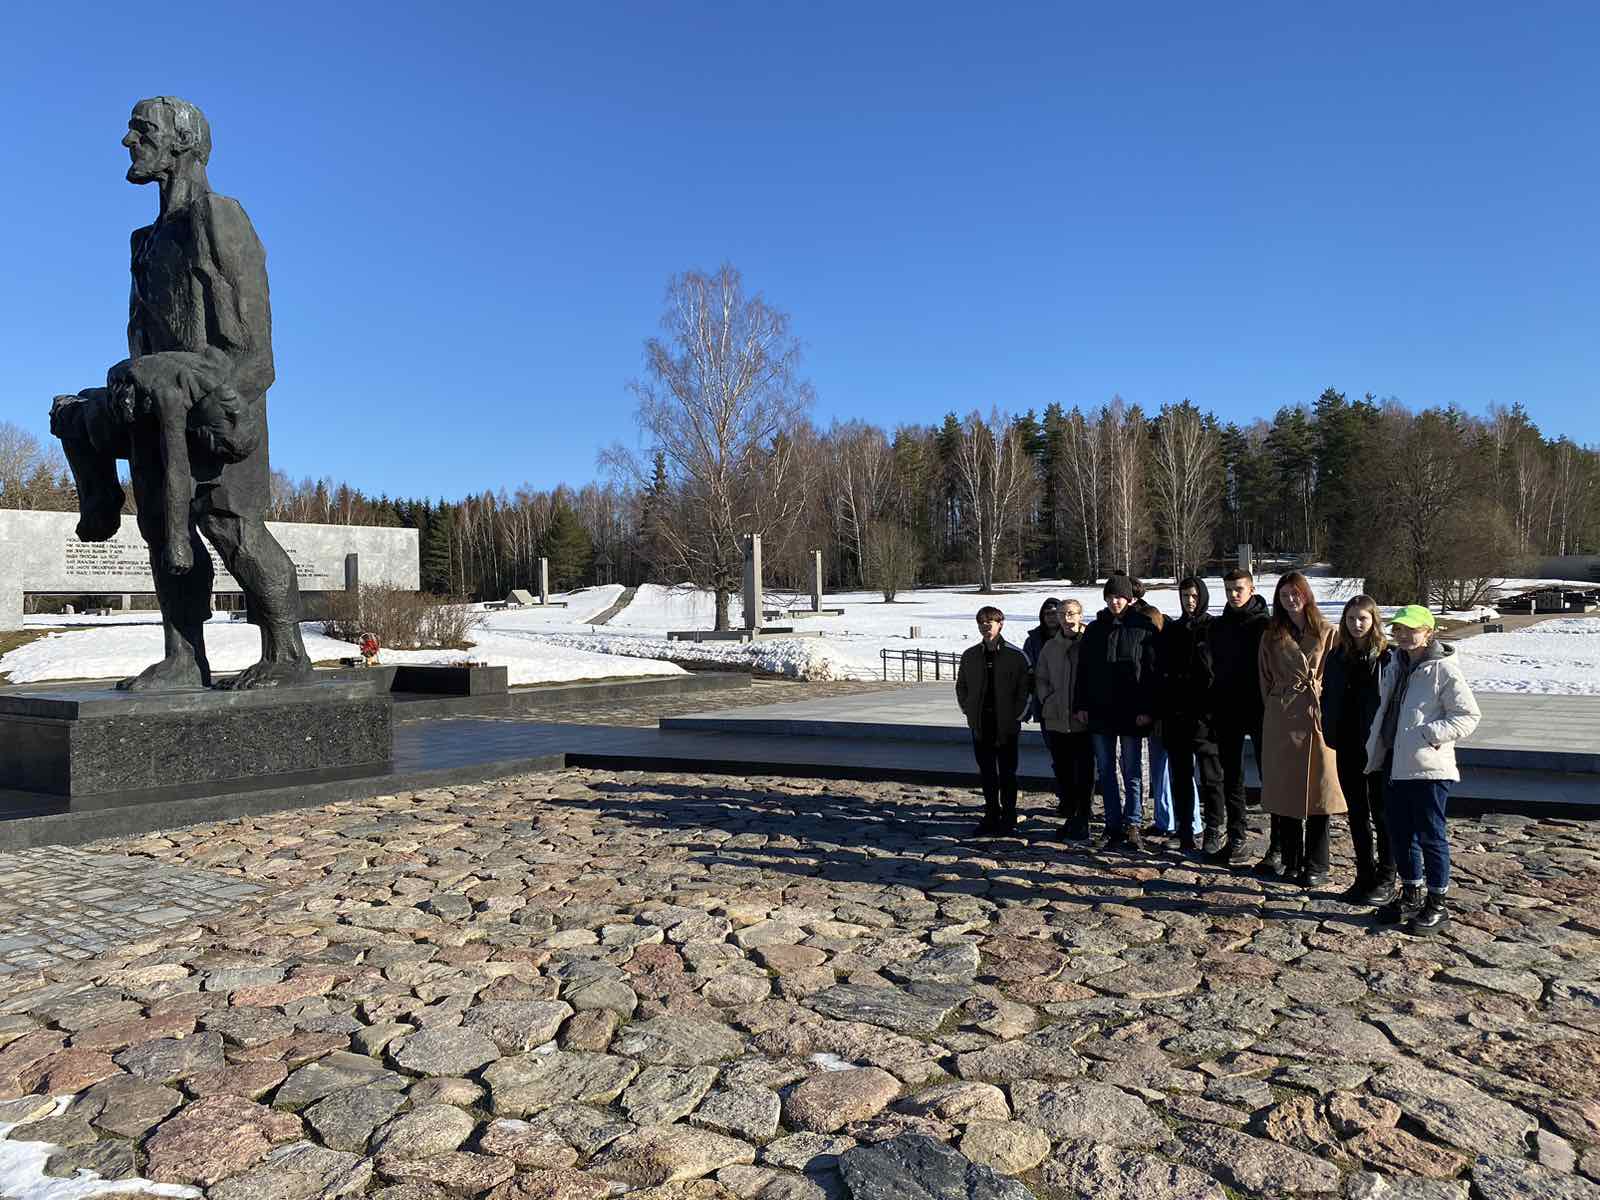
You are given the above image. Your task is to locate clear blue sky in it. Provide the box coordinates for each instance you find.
[4,2,1596,499]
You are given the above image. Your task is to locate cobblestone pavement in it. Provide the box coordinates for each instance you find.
[0,848,267,975]
[0,772,1597,1200]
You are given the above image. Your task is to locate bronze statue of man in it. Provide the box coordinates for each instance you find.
[50,97,311,690]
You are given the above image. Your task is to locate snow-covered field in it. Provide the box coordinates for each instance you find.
[5,576,1597,693]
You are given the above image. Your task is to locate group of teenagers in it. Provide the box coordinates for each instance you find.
[954,568,1483,935]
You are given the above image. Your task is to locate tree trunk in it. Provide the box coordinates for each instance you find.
[714,587,731,631]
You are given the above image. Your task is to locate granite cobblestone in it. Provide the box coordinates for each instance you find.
[0,699,1596,1199]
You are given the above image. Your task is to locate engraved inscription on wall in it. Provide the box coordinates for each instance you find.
[59,538,320,587]
[0,510,419,593]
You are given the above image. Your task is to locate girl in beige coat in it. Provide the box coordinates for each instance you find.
[1257,572,1346,887]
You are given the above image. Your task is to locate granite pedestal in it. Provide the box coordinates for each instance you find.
[0,679,391,810]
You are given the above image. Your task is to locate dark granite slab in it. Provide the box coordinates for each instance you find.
[0,679,391,798]
[390,664,508,695]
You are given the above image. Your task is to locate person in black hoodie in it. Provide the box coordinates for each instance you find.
[1206,568,1271,865]
[1161,576,1223,853]
[1021,598,1063,727]
[1321,594,1398,905]
[1073,573,1159,851]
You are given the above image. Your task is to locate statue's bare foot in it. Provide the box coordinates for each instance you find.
[162,541,193,575]
[76,512,122,542]
[117,655,207,691]
[217,657,312,691]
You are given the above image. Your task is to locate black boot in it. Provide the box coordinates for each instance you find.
[1355,869,1398,906]
[1201,829,1224,857]
[1408,892,1449,935]
[1299,867,1330,888]
[1252,850,1285,877]
[1223,838,1253,866]
[1338,868,1375,903]
[1376,883,1423,926]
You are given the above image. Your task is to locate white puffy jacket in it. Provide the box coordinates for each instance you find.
[1364,641,1481,782]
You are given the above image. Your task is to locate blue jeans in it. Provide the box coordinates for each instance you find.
[1093,733,1145,832]
[1147,738,1178,832]
[1385,778,1452,893]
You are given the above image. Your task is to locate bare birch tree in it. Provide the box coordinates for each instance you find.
[824,421,893,587]
[603,264,815,629]
[953,409,1033,592]
[1057,407,1106,582]
[1150,401,1221,580]
[1099,398,1147,576]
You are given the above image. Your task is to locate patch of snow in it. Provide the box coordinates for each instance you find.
[0,1095,201,1200]
[8,575,1597,691]
[809,1052,857,1072]
[1449,617,1600,695]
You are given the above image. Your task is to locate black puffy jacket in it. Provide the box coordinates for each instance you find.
[1207,592,1268,722]
[1077,606,1160,736]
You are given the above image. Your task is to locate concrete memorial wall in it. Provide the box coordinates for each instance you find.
[0,510,419,595]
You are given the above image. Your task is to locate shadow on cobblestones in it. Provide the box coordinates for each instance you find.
[0,769,1596,1200]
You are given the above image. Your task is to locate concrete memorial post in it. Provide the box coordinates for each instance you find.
[811,550,823,613]
[46,96,311,692]
[743,534,764,631]
[539,558,550,606]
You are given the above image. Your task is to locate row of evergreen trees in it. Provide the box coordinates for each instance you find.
[4,393,1596,604]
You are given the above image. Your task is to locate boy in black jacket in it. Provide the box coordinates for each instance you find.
[1206,568,1271,866]
[1073,574,1159,852]
[956,606,1033,835]
[1161,576,1224,853]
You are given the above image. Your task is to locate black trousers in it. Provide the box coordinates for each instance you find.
[1276,815,1330,873]
[1214,716,1264,844]
[1165,729,1223,839]
[973,738,1020,820]
[1336,744,1392,879]
[1043,730,1094,821]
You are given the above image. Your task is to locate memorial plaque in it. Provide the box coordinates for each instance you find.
[0,510,418,595]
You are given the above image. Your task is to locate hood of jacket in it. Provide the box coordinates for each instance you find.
[1218,592,1268,626]
[1092,605,1155,632]
[1177,576,1211,623]
[1407,637,1454,667]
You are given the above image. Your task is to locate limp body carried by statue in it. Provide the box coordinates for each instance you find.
[49,96,311,691]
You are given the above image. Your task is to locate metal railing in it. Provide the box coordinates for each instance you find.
[881,647,961,681]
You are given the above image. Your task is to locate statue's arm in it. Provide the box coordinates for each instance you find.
[194,194,275,400]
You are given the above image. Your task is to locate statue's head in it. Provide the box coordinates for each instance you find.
[122,96,211,185]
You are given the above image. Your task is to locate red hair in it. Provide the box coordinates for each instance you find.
[1269,572,1328,642]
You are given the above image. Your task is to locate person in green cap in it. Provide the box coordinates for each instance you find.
[1362,604,1482,934]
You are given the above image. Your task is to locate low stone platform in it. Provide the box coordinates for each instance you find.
[0,679,391,807]
[662,686,1600,771]
[0,768,1595,1199]
[661,685,1600,806]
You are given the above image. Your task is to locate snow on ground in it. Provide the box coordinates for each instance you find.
[7,576,1596,689]
[0,1095,200,1200]
[1448,618,1600,695]
[5,584,681,686]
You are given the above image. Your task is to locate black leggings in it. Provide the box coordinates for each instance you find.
[1336,744,1392,877]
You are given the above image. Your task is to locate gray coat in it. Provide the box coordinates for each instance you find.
[956,637,1032,743]
[1034,628,1088,734]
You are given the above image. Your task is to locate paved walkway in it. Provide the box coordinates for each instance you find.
[0,769,1596,1199]
[0,848,266,975]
